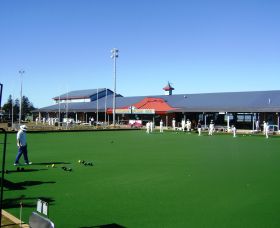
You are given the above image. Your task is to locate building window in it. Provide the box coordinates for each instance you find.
[237,113,252,122]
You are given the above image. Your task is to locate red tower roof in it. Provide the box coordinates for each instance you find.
[163,82,174,91]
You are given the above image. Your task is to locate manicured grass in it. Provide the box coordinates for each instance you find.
[1,131,280,227]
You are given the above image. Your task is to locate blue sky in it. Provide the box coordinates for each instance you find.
[1,0,280,108]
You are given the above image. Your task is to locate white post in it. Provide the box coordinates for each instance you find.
[75,112,78,123]
[105,88,107,125]
[227,114,230,131]
[11,95,14,129]
[277,113,280,131]
[19,70,25,124]
[66,88,69,129]
[252,116,255,131]
[111,48,119,126]
[58,95,61,124]
[204,114,207,129]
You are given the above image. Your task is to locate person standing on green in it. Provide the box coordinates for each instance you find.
[14,125,32,166]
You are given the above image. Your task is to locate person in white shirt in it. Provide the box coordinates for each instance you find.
[14,125,32,165]
[160,120,163,133]
[255,120,259,131]
[263,121,267,135]
[181,119,186,131]
[208,120,215,136]
[172,118,176,131]
[150,121,154,133]
[90,117,94,126]
[197,121,202,136]
[265,123,270,138]
[232,125,237,137]
[146,121,150,134]
[186,119,191,132]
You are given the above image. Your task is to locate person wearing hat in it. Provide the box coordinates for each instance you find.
[172,118,176,131]
[263,121,267,135]
[265,122,270,139]
[208,120,215,136]
[186,119,191,132]
[181,119,185,132]
[232,125,237,137]
[159,119,164,133]
[197,120,202,136]
[14,125,32,165]
[146,121,150,134]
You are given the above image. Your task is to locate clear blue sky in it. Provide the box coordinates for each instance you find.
[1,0,280,108]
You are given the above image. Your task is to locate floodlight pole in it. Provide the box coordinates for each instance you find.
[105,88,107,125]
[66,88,69,130]
[11,95,14,129]
[111,48,119,126]
[58,95,61,126]
[97,88,99,123]
[19,70,25,124]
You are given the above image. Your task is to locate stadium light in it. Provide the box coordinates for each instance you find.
[19,70,25,124]
[111,48,119,126]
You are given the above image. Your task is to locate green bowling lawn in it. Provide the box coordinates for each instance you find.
[1,130,280,228]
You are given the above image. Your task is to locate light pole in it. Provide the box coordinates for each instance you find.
[11,95,14,129]
[96,88,99,123]
[18,70,25,124]
[105,88,107,125]
[111,48,119,126]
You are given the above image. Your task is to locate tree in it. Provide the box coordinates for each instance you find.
[2,95,14,120]
[22,96,35,119]
[2,95,35,121]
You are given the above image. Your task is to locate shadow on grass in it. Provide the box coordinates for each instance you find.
[18,180,56,187]
[3,195,55,209]
[32,161,71,165]
[81,224,126,228]
[2,178,55,190]
[2,168,48,174]
[1,178,26,190]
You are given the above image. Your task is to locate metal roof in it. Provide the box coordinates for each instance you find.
[37,90,280,113]
[52,88,110,100]
[162,90,280,112]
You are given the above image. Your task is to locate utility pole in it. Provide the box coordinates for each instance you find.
[111,48,119,126]
[18,70,25,124]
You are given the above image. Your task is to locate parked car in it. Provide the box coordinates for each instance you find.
[129,120,143,128]
[268,125,278,132]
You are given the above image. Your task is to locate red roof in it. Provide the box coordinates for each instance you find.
[163,82,174,91]
[107,97,176,114]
